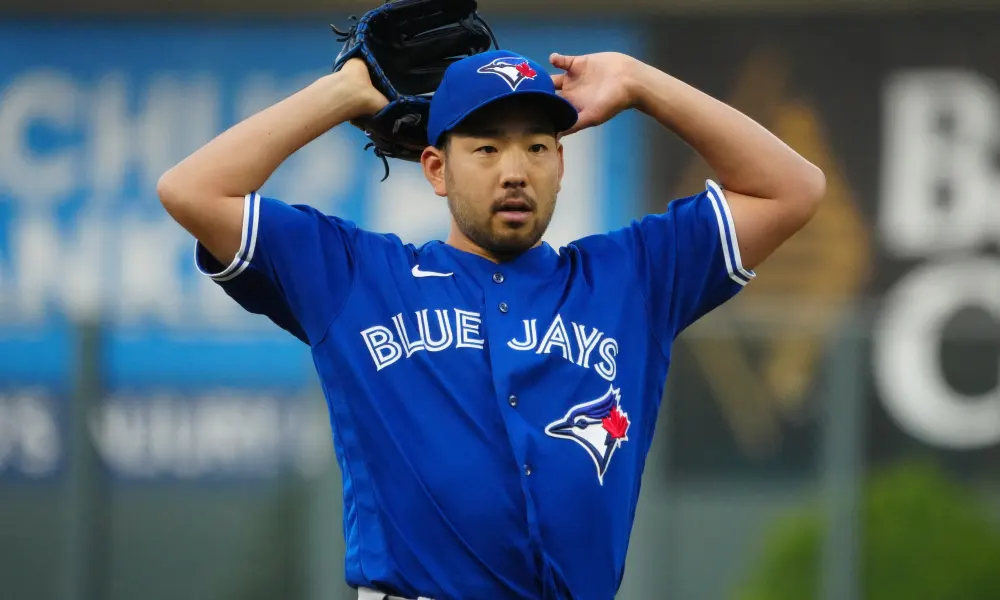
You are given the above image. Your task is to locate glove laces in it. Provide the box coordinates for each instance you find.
[364,143,392,182]
[330,15,359,41]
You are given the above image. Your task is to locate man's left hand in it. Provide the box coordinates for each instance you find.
[550,52,640,136]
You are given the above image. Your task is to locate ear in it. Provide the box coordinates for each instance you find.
[421,146,448,198]
[556,139,565,193]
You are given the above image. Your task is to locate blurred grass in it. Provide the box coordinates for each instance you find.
[737,460,1000,600]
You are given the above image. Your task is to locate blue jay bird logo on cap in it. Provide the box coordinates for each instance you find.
[477,57,538,91]
[545,385,631,485]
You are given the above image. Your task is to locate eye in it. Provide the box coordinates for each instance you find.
[529,144,547,153]
[476,145,498,154]
[574,418,590,429]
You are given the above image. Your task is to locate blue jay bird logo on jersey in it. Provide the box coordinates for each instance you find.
[477,57,538,91]
[545,386,631,485]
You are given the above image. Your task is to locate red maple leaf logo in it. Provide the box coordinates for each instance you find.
[515,62,537,79]
[602,406,630,440]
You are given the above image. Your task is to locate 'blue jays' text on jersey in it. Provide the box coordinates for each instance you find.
[194,180,754,600]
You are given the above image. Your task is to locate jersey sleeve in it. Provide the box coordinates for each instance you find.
[193,191,360,345]
[608,179,755,348]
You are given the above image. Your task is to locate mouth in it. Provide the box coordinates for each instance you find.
[494,197,534,225]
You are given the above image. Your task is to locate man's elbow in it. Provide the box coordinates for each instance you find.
[157,167,202,223]
[801,162,827,206]
[157,168,183,212]
[786,161,827,225]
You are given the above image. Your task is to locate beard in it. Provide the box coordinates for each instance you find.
[447,190,556,260]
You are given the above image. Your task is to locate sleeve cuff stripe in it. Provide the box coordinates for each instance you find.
[213,192,261,282]
[705,180,756,286]
[244,192,262,264]
[193,192,260,282]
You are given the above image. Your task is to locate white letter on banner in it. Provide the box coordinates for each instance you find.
[0,70,78,213]
[13,214,105,322]
[880,70,1000,256]
[117,214,187,325]
[873,258,1000,449]
[90,73,220,205]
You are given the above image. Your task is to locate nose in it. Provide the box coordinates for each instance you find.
[499,149,528,190]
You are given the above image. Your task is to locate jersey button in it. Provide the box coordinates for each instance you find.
[498,302,509,313]
[508,394,518,407]
[524,464,532,476]
[492,272,505,284]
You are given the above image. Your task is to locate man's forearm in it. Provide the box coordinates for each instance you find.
[160,71,368,201]
[627,60,823,202]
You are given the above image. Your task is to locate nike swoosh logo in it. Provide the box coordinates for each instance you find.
[411,265,454,278]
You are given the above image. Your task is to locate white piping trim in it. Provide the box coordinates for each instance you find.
[705,180,754,286]
[707,180,755,281]
[192,192,259,281]
[215,193,260,282]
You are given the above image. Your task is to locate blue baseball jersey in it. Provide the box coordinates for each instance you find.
[194,179,754,600]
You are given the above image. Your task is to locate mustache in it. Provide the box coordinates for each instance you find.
[491,191,536,212]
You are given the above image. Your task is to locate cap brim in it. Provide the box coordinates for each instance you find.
[434,89,579,145]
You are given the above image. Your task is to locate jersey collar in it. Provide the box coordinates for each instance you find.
[434,241,562,278]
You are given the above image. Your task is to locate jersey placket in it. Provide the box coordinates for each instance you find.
[479,265,550,567]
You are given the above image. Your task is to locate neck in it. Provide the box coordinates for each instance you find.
[445,224,540,264]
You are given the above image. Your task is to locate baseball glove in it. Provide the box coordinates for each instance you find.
[332,0,498,180]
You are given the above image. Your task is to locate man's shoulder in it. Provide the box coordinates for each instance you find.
[562,227,637,258]
[282,202,420,252]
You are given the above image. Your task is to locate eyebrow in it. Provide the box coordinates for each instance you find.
[467,124,555,138]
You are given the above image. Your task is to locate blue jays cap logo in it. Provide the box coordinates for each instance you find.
[545,385,631,485]
[476,56,538,91]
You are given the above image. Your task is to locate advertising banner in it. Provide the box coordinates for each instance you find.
[646,14,1000,481]
[0,19,647,481]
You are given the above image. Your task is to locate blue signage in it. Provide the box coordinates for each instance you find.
[0,19,646,480]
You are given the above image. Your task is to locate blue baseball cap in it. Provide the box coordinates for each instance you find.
[427,50,579,147]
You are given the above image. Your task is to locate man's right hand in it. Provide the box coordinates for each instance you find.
[338,58,391,121]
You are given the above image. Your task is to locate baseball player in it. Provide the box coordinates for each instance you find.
[159,47,824,600]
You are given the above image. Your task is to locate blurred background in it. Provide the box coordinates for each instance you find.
[1,0,999,599]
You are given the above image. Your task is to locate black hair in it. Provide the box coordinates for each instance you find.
[435,132,452,152]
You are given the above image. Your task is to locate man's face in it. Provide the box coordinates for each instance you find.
[422,97,564,260]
